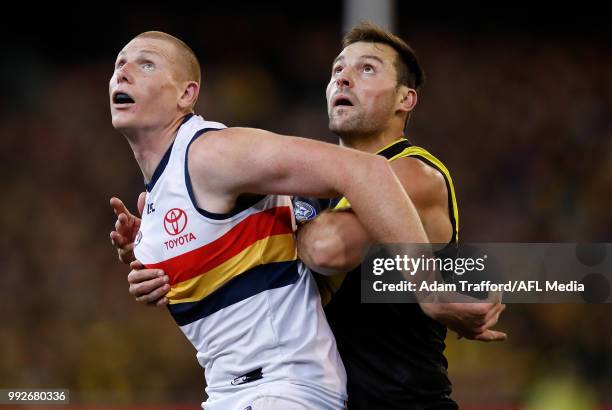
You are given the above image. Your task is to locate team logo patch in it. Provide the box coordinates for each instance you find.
[293,200,317,223]
[164,208,188,236]
[134,230,143,246]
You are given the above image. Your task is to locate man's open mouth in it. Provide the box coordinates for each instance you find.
[334,98,353,107]
[113,92,135,104]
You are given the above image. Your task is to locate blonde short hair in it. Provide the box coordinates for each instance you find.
[134,31,201,86]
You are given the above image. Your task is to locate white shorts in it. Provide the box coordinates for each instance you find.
[202,380,346,410]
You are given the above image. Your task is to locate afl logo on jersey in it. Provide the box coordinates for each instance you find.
[293,200,317,223]
[164,208,188,236]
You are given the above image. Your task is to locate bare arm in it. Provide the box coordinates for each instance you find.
[188,127,428,245]
[298,157,450,274]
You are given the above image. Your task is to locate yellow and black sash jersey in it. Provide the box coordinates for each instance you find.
[319,138,460,409]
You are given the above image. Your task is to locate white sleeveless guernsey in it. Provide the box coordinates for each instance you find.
[133,115,346,408]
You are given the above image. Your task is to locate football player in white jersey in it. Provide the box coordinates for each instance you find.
[109,31,430,409]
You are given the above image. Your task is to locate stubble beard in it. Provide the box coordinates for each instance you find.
[329,109,378,140]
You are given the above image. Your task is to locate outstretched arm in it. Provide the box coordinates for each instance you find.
[189,127,428,245]
[297,157,448,274]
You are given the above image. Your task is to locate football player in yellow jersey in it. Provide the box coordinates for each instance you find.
[111,24,507,409]
[295,23,507,409]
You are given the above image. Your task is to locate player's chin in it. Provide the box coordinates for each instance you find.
[329,116,356,134]
[111,116,125,130]
[111,111,136,130]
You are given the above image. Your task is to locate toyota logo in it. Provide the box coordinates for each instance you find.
[164,208,188,236]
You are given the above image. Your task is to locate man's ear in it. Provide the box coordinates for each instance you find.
[397,86,417,114]
[178,81,199,111]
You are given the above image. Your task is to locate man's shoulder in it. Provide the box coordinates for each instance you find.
[186,127,274,194]
[189,127,265,152]
[185,128,242,193]
[188,127,241,163]
[390,155,448,207]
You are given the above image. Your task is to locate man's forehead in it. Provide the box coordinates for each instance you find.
[118,38,173,58]
[334,42,396,63]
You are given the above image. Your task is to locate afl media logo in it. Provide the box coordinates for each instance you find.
[164,208,188,236]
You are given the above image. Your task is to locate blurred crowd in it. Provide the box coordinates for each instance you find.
[0,8,610,408]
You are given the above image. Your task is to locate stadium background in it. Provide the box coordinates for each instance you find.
[0,2,610,409]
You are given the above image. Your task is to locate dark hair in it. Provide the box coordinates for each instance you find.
[342,22,425,90]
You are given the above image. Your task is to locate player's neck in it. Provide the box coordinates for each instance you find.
[124,116,184,182]
[339,128,404,154]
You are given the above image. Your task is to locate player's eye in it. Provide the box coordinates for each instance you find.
[115,61,125,70]
[333,66,343,75]
[142,62,155,71]
[363,65,374,73]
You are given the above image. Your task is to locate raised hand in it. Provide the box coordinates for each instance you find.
[109,192,145,264]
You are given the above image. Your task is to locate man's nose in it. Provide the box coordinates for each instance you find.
[116,64,133,84]
[335,70,353,88]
